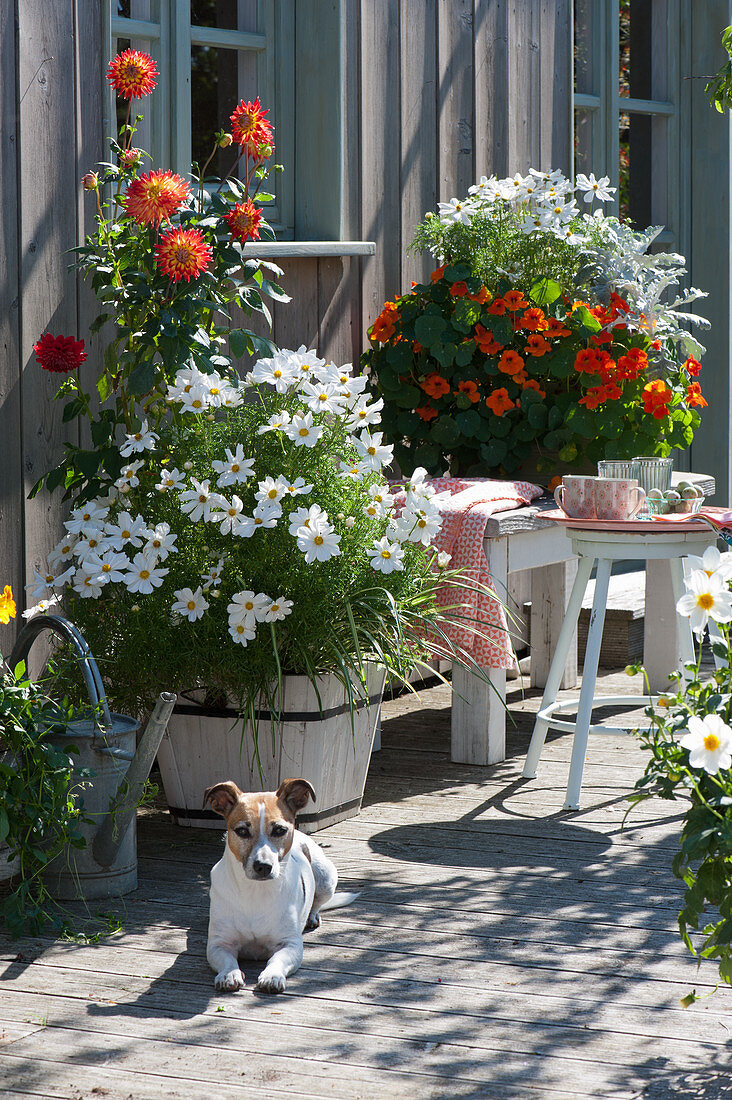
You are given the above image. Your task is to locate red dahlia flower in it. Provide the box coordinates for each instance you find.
[107,50,159,101]
[155,227,213,283]
[224,199,263,243]
[33,333,87,373]
[230,97,274,148]
[124,170,190,226]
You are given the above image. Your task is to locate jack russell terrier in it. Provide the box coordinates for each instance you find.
[204,777,356,994]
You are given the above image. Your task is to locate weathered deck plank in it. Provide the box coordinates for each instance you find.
[2,667,732,1098]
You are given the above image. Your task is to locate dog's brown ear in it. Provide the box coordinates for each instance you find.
[203,781,243,817]
[276,778,316,815]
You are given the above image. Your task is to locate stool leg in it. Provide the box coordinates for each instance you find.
[564,557,612,810]
[523,554,594,779]
[669,556,697,682]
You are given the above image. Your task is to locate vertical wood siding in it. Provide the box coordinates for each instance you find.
[0,0,572,632]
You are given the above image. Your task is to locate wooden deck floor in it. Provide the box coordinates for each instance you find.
[3,669,732,1100]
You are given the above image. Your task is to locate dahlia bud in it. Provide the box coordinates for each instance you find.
[217,132,233,148]
[82,172,99,191]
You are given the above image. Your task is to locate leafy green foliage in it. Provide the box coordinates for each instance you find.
[706,26,732,113]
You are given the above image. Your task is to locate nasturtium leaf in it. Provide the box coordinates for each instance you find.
[455,409,482,438]
[485,314,513,345]
[572,304,601,334]
[430,416,461,447]
[444,263,471,283]
[480,439,508,466]
[414,314,447,348]
[413,442,442,471]
[527,402,548,429]
[455,340,476,367]
[452,298,482,332]
[394,384,422,409]
[529,278,562,306]
[513,420,536,443]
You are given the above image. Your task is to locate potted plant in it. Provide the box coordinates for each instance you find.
[362,169,710,481]
[629,546,732,996]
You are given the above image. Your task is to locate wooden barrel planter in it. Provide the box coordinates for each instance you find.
[156,666,385,834]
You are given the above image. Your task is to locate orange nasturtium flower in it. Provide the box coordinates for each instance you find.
[518,307,549,332]
[574,348,603,375]
[616,348,648,381]
[0,584,16,624]
[503,289,528,311]
[456,380,480,403]
[579,386,607,410]
[416,405,438,422]
[497,349,525,376]
[684,356,702,377]
[107,49,159,100]
[370,302,398,342]
[450,282,469,298]
[486,298,507,316]
[430,265,446,282]
[545,317,572,338]
[474,324,503,356]
[485,388,516,416]
[124,170,190,227]
[642,379,673,419]
[420,373,451,398]
[467,286,491,304]
[524,334,551,357]
[687,381,708,408]
[224,199,264,243]
[155,227,213,283]
[521,378,546,398]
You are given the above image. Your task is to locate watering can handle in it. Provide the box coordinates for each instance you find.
[8,614,113,730]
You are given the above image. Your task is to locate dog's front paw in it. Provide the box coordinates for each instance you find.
[304,911,321,933]
[215,968,246,992]
[255,968,286,994]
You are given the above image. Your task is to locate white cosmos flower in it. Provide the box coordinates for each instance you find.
[369,484,395,510]
[212,495,245,535]
[338,460,367,480]
[299,379,347,415]
[296,518,341,564]
[64,501,109,534]
[353,430,394,471]
[363,500,384,520]
[283,477,313,497]
[367,536,405,573]
[261,595,293,623]
[120,419,159,458]
[436,550,452,569]
[252,504,280,530]
[230,514,258,538]
[685,547,732,582]
[289,503,327,537]
[155,467,186,493]
[229,620,257,646]
[201,558,225,589]
[124,553,168,595]
[257,409,292,435]
[72,571,104,599]
[166,365,210,399]
[74,527,111,560]
[247,352,299,392]
[228,590,270,627]
[200,372,227,407]
[172,586,209,622]
[437,197,475,225]
[468,174,496,197]
[115,459,144,492]
[179,479,219,523]
[143,522,178,561]
[285,345,327,382]
[48,535,78,571]
[339,372,368,399]
[679,714,732,774]
[345,396,384,431]
[23,595,61,619]
[575,172,615,203]
[178,384,210,414]
[676,570,732,635]
[83,549,129,585]
[393,508,443,545]
[105,511,148,551]
[212,444,255,488]
[255,476,290,507]
[26,567,72,602]
[285,412,323,449]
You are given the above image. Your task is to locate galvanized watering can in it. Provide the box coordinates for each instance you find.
[9,615,175,900]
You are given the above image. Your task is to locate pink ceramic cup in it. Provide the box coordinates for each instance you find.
[553,475,597,519]
[594,477,645,521]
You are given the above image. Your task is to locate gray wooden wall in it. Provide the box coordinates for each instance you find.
[0,0,572,652]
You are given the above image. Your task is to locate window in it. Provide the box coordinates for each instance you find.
[573,0,688,250]
[107,0,294,237]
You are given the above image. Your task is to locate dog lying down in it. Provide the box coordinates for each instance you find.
[204,777,358,994]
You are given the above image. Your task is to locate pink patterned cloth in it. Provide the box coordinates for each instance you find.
[391,478,544,669]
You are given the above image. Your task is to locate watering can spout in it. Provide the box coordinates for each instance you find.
[92,692,177,868]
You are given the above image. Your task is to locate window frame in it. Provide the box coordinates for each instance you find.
[104,0,294,238]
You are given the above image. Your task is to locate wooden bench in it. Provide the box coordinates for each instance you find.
[451,472,716,766]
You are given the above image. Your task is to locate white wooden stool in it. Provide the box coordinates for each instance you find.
[522,524,717,810]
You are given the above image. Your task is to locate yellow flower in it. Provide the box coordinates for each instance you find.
[0,584,16,624]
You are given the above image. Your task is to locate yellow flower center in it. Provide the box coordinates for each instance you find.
[319,393,328,402]
[45,574,54,584]
[192,399,203,408]
[88,539,98,548]
[417,519,427,528]
[236,624,245,634]
[381,550,391,559]
[122,529,131,539]
[299,428,309,437]
[270,604,279,613]
[153,539,161,548]
[82,513,91,521]
[268,489,278,499]
[140,569,150,580]
[134,433,142,441]
[358,410,367,418]
[228,508,237,517]
[62,545,71,554]
[231,463,240,472]
[198,494,207,502]
[314,535,324,546]
[102,563,111,573]
[254,517,263,525]
[300,364,310,372]
[704,733,721,752]
[367,446,376,455]
[367,507,376,515]
[697,593,715,611]
[273,369,282,378]
[245,601,254,610]
[210,387,219,395]
[187,600,196,611]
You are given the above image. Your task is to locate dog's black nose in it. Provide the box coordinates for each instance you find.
[252,859,273,878]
